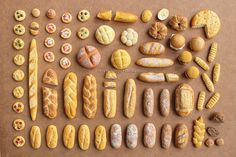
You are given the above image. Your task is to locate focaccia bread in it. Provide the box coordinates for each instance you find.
[63,72,77,119]
[28,39,38,121]
[42,87,58,119]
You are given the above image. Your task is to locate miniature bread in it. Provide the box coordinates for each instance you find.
[138,72,165,83]
[178,51,192,64]
[193,116,205,148]
[95,125,107,150]
[42,87,58,119]
[13,86,24,98]
[208,42,218,63]
[170,34,185,50]
[136,58,174,68]
[165,73,180,82]
[13,119,25,131]
[141,9,152,23]
[104,70,117,79]
[28,39,38,121]
[160,89,170,117]
[213,63,220,84]
[103,89,116,118]
[46,125,58,149]
[197,91,206,111]
[13,136,25,148]
[114,11,138,23]
[126,124,138,149]
[83,74,97,119]
[121,28,138,47]
[194,57,209,71]
[148,22,168,40]
[175,83,194,117]
[63,124,75,149]
[169,15,188,31]
[110,124,122,149]
[201,73,214,92]
[161,123,172,149]
[139,42,165,55]
[206,92,220,109]
[175,123,188,148]
[143,88,154,117]
[111,49,131,70]
[95,25,115,45]
[189,37,205,52]
[103,81,116,88]
[191,9,221,38]
[185,66,200,79]
[63,72,77,119]
[42,69,58,86]
[30,126,41,149]
[124,79,136,118]
[143,123,156,148]
[97,10,112,21]
[78,124,90,150]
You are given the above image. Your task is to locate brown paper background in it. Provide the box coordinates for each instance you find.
[1,0,236,157]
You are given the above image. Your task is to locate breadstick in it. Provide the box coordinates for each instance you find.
[197,91,205,111]
[206,92,220,109]
[194,57,209,71]
[28,39,38,121]
[208,42,218,63]
[201,73,214,92]
[136,58,174,68]
[212,63,220,84]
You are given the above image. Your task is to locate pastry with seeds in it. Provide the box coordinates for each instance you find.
[95,125,107,150]
[114,11,138,23]
[78,10,90,22]
[210,112,225,123]
[206,127,219,137]
[160,89,170,117]
[42,68,58,86]
[213,63,220,84]
[31,8,40,17]
[189,37,205,52]
[148,22,168,40]
[165,73,180,82]
[215,138,224,146]
[77,45,101,69]
[201,73,214,92]
[46,9,56,19]
[13,38,24,50]
[141,9,152,23]
[60,28,71,39]
[121,28,138,47]
[83,74,98,119]
[60,57,71,69]
[175,83,194,117]
[205,138,214,147]
[174,123,189,148]
[42,87,58,119]
[95,25,115,45]
[193,116,205,148]
[185,66,200,79]
[178,51,192,64]
[197,91,206,111]
[136,58,174,68]
[13,54,25,66]
[97,10,112,21]
[157,8,169,21]
[143,88,154,117]
[139,42,165,55]
[61,12,72,24]
[12,69,25,82]
[111,49,131,70]
[78,124,90,150]
[104,70,117,79]
[12,101,24,113]
[138,72,165,83]
[170,34,185,51]
[206,92,220,109]
[63,124,75,149]
[61,43,72,54]
[124,79,136,118]
[104,89,116,118]
[44,51,55,63]
[169,15,188,31]
[29,22,40,36]
[208,42,218,63]
[46,125,58,149]
[44,37,55,48]
[13,119,25,131]
[13,86,24,99]
[45,23,57,34]
[30,126,41,149]
[14,10,26,21]
[191,9,221,38]
[194,57,209,71]
[126,124,138,149]
[13,136,25,148]
[13,24,25,36]
[143,123,156,148]
[110,124,122,149]
[161,123,172,149]
[77,27,90,40]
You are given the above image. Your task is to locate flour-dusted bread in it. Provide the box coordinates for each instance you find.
[42,68,58,86]
[28,39,38,121]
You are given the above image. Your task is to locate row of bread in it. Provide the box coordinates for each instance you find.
[13,114,224,149]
